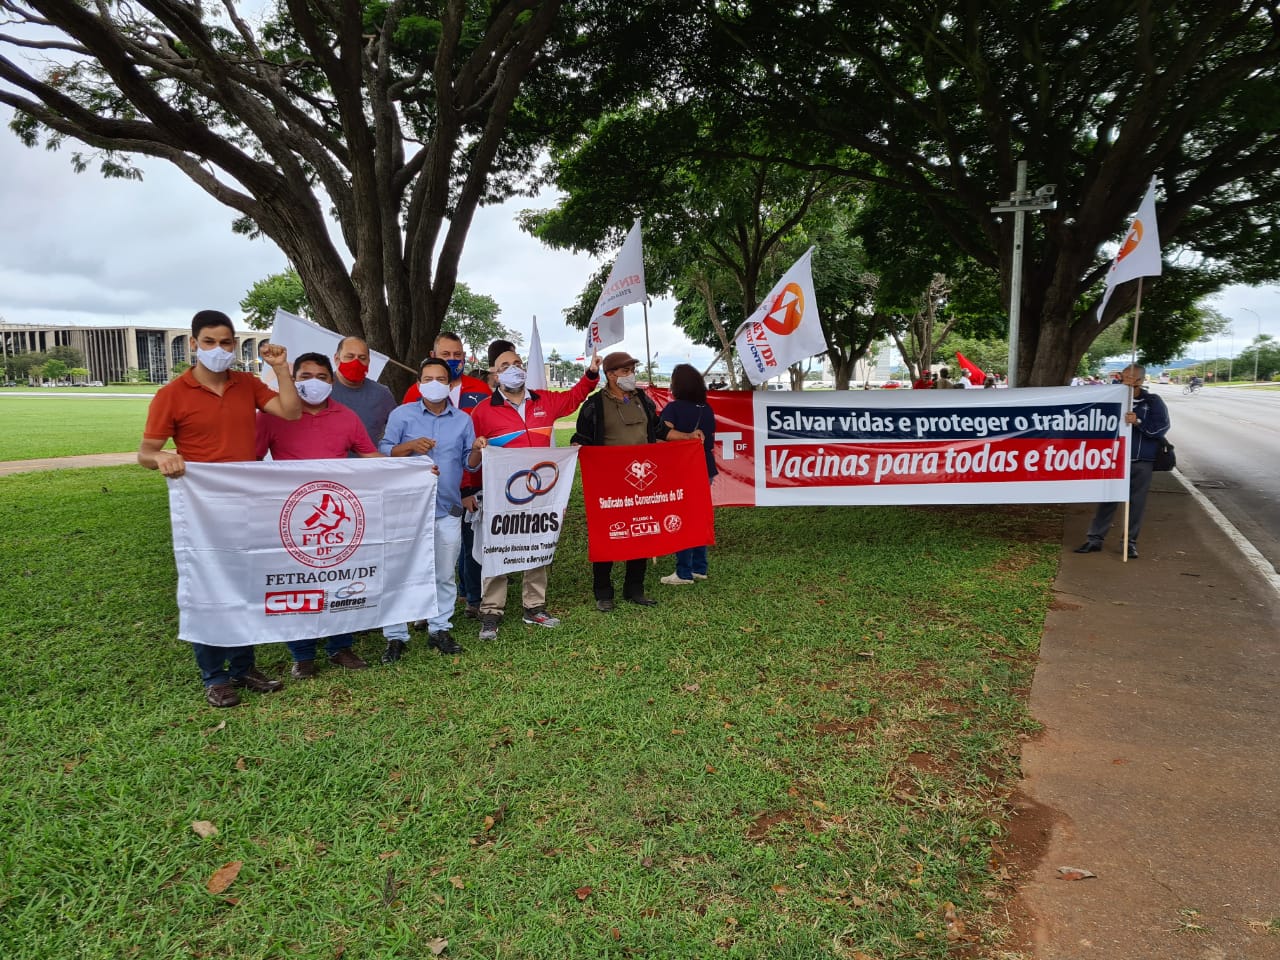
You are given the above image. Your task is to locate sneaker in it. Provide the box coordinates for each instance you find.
[522,607,560,628]
[691,573,709,581]
[381,639,407,664]
[463,603,481,620]
[328,649,368,670]
[290,660,317,680]
[478,615,500,641]
[660,573,695,586]
[596,598,615,612]
[429,630,464,655]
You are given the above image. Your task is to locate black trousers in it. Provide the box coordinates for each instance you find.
[592,558,648,600]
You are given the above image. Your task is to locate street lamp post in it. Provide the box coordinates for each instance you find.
[990,160,1057,387]
[1240,307,1260,382]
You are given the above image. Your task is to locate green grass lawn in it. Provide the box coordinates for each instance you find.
[0,462,1060,959]
[0,397,154,460]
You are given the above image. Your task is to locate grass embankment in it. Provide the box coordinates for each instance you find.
[0,465,1060,960]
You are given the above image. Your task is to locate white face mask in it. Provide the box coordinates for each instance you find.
[295,378,333,405]
[420,380,451,403]
[196,346,237,373]
[498,366,527,391]
[616,374,638,392]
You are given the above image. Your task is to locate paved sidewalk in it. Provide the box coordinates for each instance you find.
[0,452,137,476]
[1013,472,1280,957]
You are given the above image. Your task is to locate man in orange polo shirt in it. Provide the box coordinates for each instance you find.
[138,310,302,708]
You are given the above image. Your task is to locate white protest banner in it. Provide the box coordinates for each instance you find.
[586,218,646,354]
[473,446,578,578]
[527,315,548,391]
[261,308,392,388]
[168,459,438,646]
[734,247,826,385]
[647,385,1131,507]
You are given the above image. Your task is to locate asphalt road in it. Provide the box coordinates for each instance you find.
[1150,383,1280,573]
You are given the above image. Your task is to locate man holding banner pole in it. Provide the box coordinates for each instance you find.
[469,349,602,640]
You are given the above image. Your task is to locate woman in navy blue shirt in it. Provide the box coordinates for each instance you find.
[659,364,717,585]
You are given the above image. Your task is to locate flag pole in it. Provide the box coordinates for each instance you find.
[642,297,654,384]
[1122,278,1144,564]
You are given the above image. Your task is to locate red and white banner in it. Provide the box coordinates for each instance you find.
[586,218,646,354]
[167,459,439,646]
[473,446,578,578]
[648,385,1132,507]
[733,247,826,385]
[579,441,715,562]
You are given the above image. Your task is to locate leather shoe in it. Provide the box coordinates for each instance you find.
[1073,541,1102,554]
[231,668,283,693]
[328,649,368,670]
[205,683,240,708]
[596,598,615,612]
[1127,542,1139,559]
[381,639,406,664]
[625,595,658,606]
[290,660,316,680]
[428,631,464,655]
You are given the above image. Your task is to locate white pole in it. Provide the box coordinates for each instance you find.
[1008,161,1028,388]
[642,298,654,384]
[1122,278,1144,564]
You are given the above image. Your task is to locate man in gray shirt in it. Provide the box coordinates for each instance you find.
[329,336,396,445]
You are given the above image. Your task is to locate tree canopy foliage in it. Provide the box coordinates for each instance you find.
[0,0,635,386]
[677,0,1280,383]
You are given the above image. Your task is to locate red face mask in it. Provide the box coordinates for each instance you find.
[337,358,368,385]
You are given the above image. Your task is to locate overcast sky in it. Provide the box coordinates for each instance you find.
[1,110,1275,372]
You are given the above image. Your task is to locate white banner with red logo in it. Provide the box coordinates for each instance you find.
[733,247,826,385]
[168,459,439,647]
[648,385,1132,507]
[1096,177,1162,320]
[473,446,579,578]
[578,441,715,562]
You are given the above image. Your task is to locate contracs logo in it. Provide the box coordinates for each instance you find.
[279,480,366,569]
[264,590,326,615]
[624,459,657,491]
[505,460,559,504]
[330,580,368,612]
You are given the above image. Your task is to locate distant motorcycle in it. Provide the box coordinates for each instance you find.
[1182,378,1203,395]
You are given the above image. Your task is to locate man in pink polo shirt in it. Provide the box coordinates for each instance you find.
[256,352,382,678]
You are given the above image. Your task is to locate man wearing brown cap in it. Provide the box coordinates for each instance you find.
[572,351,668,611]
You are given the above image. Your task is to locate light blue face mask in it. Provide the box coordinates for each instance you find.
[498,366,526,391]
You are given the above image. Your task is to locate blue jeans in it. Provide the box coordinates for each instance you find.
[192,643,255,688]
[675,545,708,581]
[286,634,355,662]
[458,516,482,605]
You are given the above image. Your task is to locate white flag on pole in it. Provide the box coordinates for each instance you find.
[585,218,646,354]
[1096,178,1162,321]
[263,308,392,387]
[733,247,825,386]
[527,315,548,391]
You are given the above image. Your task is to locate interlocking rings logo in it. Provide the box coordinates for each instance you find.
[334,581,367,599]
[505,460,560,504]
[279,480,366,569]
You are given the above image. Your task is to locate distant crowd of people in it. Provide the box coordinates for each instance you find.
[139,311,716,708]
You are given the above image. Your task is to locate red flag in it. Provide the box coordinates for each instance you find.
[579,441,714,561]
[955,352,986,385]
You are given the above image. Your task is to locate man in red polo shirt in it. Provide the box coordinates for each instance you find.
[139,310,301,708]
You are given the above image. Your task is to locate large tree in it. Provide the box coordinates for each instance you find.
[699,0,1280,384]
[0,0,616,391]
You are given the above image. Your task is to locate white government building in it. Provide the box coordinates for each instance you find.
[0,317,272,384]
